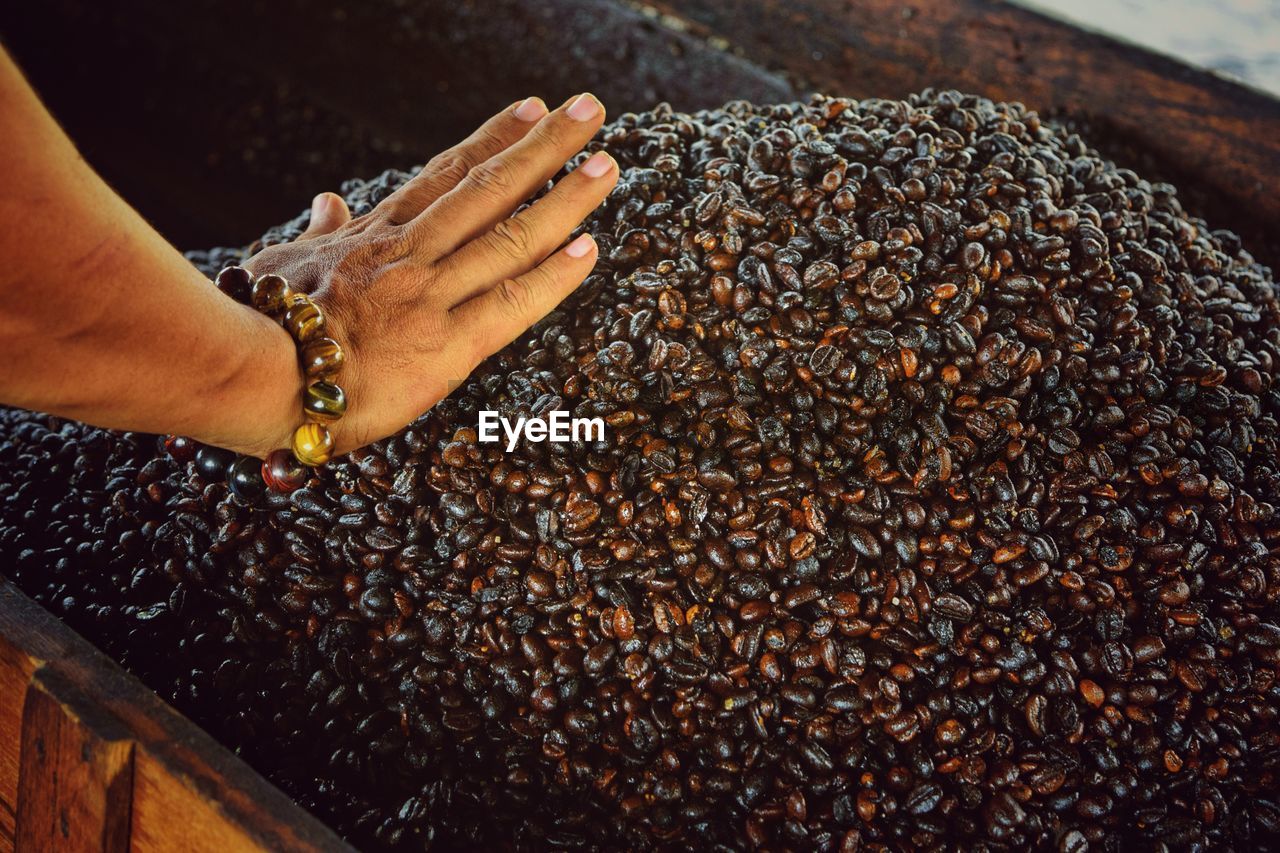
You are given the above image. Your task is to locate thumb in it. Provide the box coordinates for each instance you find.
[298,192,351,240]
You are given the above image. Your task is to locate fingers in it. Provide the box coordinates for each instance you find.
[378,97,549,225]
[450,233,598,365]
[414,93,606,255]
[297,192,351,240]
[440,150,617,305]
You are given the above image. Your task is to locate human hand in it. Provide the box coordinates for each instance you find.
[243,94,616,456]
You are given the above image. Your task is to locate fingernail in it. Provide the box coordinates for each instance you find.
[567,93,601,122]
[579,151,613,178]
[312,193,330,216]
[565,234,595,258]
[514,96,547,122]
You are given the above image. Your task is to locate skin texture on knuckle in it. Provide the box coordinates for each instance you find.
[339,211,381,237]
[473,126,507,154]
[244,244,334,297]
[516,264,564,318]
[426,151,472,188]
[466,158,517,203]
[489,218,535,263]
[493,277,531,319]
[533,112,577,147]
[380,153,469,222]
[376,197,413,227]
[358,227,414,267]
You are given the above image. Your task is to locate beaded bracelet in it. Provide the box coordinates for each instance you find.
[166,265,348,500]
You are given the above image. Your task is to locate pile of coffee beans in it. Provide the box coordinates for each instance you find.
[2,90,1279,850]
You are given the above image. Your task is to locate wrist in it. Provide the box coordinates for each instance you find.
[205,302,300,458]
[184,265,350,493]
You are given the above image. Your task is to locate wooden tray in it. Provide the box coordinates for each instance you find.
[0,580,351,852]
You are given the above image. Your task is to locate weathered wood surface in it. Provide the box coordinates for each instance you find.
[649,0,1280,259]
[15,676,134,852]
[0,581,351,852]
[0,614,35,853]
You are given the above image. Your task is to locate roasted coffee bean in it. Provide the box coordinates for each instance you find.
[809,345,840,376]
[934,592,974,622]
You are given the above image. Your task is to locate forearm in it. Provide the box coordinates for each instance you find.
[0,49,296,457]
[1,47,615,463]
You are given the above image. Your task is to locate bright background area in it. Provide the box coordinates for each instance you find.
[1020,0,1280,94]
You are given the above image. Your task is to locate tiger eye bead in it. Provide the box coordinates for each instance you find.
[282,291,310,310]
[262,448,307,492]
[291,422,334,466]
[215,266,253,303]
[284,296,326,342]
[251,273,290,315]
[304,381,347,422]
[301,337,345,379]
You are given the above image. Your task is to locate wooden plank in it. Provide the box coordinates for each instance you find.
[649,0,1280,259]
[130,749,269,853]
[0,613,36,853]
[0,582,351,852]
[15,675,133,852]
[0,802,12,853]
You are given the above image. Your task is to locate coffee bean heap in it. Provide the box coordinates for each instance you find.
[3,90,1280,850]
